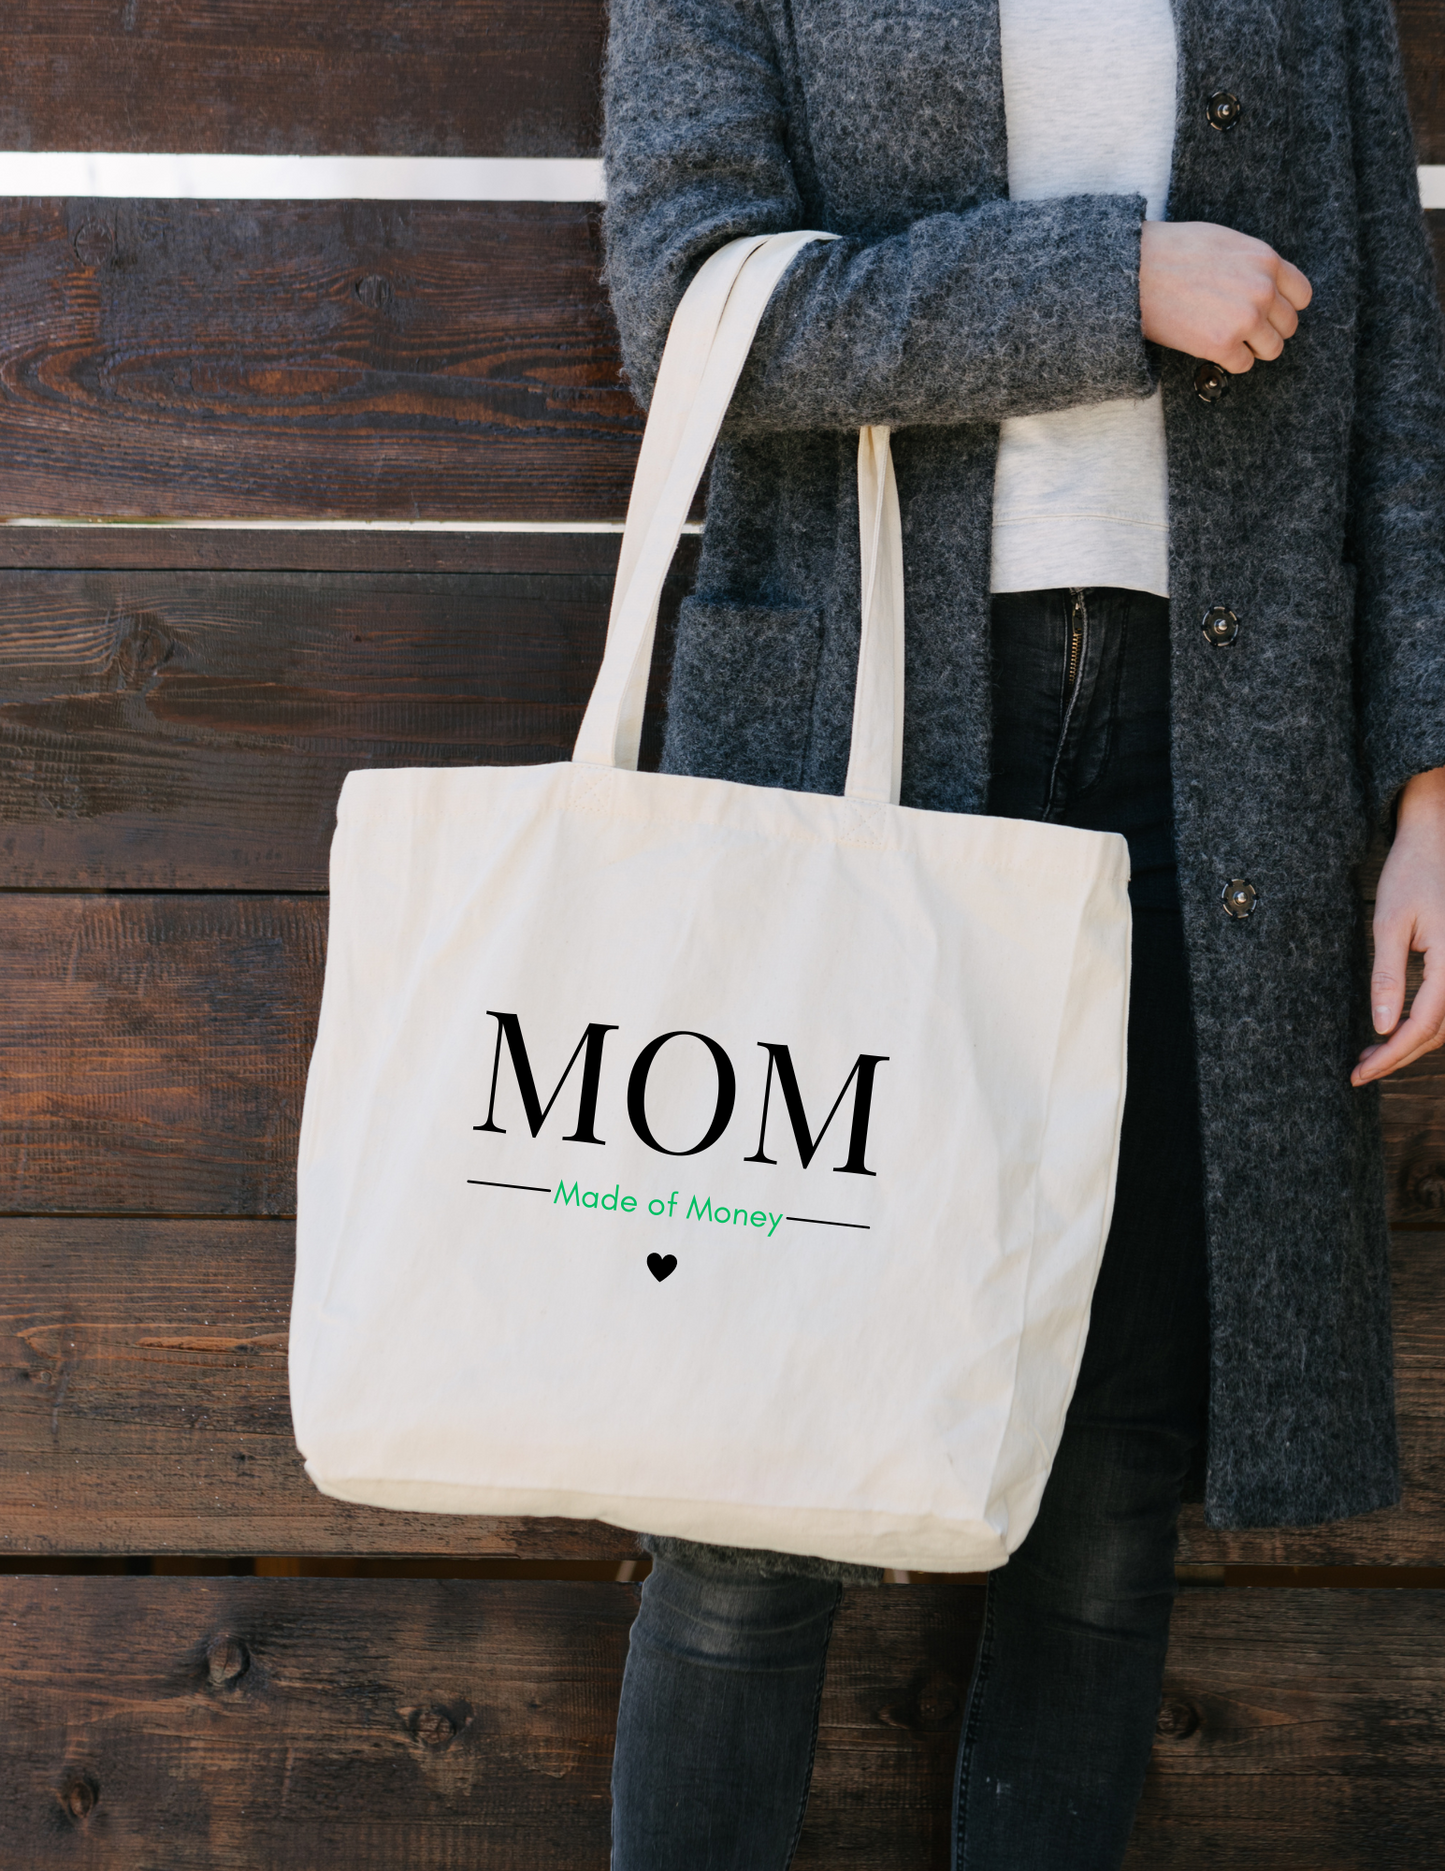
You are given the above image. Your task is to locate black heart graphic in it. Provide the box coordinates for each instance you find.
[647,1253,678,1282]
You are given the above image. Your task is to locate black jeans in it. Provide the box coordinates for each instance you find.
[611,588,1211,1871]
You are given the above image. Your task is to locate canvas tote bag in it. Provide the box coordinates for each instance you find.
[290,231,1132,1572]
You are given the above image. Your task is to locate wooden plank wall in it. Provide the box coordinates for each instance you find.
[1,5,1443,1865]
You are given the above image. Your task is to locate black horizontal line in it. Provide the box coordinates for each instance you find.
[785,1215,870,1230]
[467,1179,552,1194]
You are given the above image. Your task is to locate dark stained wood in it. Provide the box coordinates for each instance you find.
[1400,2,1445,163]
[1379,1043,1445,1228]
[0,563,690,890]
[0,3,1437,163]
[0,573,605,892]
[1,1578,1442,1868]
[0,1576,634,1868]
[0,4,605,158]
[0,201,639,524]
[1128,1587,1445,1867]
[0,897,320,1217]
[1,1217,1441,1562]
[0,528,649,575]
[0,1217,633,1558]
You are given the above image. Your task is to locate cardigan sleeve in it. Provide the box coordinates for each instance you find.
[601,0,1155,430]
[1344,0,1445,824]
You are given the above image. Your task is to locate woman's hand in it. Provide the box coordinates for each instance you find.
[1140,221,1312,373]
[1353,767,1445,1086]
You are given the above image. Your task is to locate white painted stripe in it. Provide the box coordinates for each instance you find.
[0,152,606,201]
[0,518,713,533]
[0,151,1438,206]
[3,518,622,531]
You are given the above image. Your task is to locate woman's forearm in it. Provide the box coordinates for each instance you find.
[604,0,1156,429]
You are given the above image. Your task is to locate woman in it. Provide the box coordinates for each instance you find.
[600,0,1445,1863]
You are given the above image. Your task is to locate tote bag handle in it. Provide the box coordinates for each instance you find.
[572,232,904,806]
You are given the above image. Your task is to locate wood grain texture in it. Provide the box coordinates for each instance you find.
[1377,1044,1445,1229]
[0,564,689,890]
[0,201,639,524]
[0,529,642,575]
[2,1217,1441,1562]
[0,200,1438,530]
[0,897,320,1217]
[1125,1586,1445,1868]
[0,1218,632,1558]
[0,1577,1441,1868]
[0,3,605,158]
[0,1576,636,1868]
[0,572,606,891]
[0,3,1437,163]
[3,891,1439,1225]
[1400,1,1445,163]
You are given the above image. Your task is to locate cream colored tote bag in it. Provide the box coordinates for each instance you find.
[290,232,1131,1571]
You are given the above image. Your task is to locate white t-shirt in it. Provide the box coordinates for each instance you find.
[990,0,1178,597]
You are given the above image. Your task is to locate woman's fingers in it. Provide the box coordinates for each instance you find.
[1139,221,1312,375]
[1370,914,1411,1036]
[1276,257,1314,310]
[1356,768,1445,1086]
[1353,918,1445,1086]
[1244,320,1286,363]
[1353,954,1445,1082]
[1280,260,1317,310]
[1267,290,1301,343]
[1226,277,1304,366]
[1242,265,1307,363]
[1347,767,1445,1092]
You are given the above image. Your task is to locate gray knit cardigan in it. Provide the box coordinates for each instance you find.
[602,0,1445,1578]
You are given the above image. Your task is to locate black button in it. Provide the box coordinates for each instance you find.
[1207,89,1242,130]
[1221,879,1258,921]
[1194,361,1231,403]
[1202,605,1241,647]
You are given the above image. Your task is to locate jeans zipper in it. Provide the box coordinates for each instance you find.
[1044,588,1089,817]
[1064,587,1087,702]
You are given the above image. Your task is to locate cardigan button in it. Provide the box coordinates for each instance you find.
[1202,605,1241,647]
[1221,879,1259,921]
[1207,89,1242,130]
[1194,361,1231,403]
